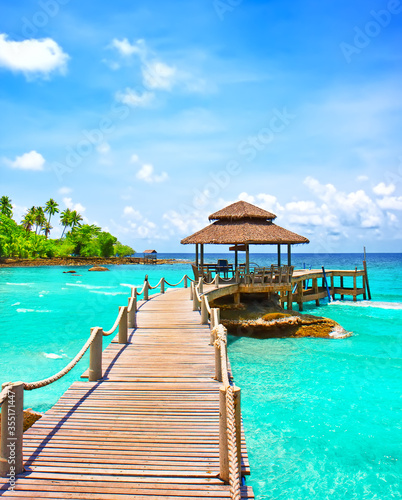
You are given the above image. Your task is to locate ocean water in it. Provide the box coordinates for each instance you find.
[0,253,401,499]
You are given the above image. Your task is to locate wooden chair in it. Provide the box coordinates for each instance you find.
[191,264,200,281]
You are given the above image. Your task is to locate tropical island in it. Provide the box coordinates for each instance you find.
[0,195,135,264]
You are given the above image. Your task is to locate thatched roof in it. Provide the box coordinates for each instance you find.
[209,200,276,221]
[181,219,309,245]
[143,249,157,254]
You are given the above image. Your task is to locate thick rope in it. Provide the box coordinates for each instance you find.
[0,384,11,407]
[24,327,101,391]
[148,277,164,290]
[226,386,242,500]
[204,295,211,314]
[163,275,187,287]
[103,307,125,336]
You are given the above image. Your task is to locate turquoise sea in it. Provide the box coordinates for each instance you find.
[0,253,401,499]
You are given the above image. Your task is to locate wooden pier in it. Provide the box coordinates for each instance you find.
[0,278,253,499]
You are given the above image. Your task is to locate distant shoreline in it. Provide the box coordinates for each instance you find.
[0,256,190,268]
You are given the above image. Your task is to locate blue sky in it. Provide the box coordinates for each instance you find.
[1,0,401,253]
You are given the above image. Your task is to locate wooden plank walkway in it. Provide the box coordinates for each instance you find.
[0,288,253,499]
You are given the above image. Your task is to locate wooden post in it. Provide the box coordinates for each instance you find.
[297,281,303,311]
[118,306,128,344]
[287,288,293,310]
[190,281,194,300]
[215,274,219,289]
[233,386,242,471]
[353,272,357,302]
[277,244,281,267]
[184,275,188,289]
[246,244,250,274]
[195,244,199,267]
[193,285,199,311]
[219,386,229,483]
[198,277,203,294]
[89,328,103,381]
[128,296,137,328]
[200,244,204,272]
[0,382,24,477]
[215,342,222,382]
[201,295,209,324]
[160,279,165,294]
[287,244,291,266]
[144,281,149,301]
[313,278,319,306]
[234,292,240,305]
[340,276,344,300]
[363,259,371,300]
[235,268,240,283]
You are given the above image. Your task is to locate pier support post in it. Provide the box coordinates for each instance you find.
[160,279,165,294]
[234,292,240,305]
[184,276,188,289]
[89,328,103,381]
[287,289,293,310]
[340,276,344,300]
[144,281,149,301]
[210,308,220,345]
[0,382,24,477]
[198,277,203,294]
[313,278,319,306]
[190,281,194,300]
[297,282,303,311]
[215,342,222,382]
[215,275,219,289]
[118,306,128,344]
[353,273,357,302]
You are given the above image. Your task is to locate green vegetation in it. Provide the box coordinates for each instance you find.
[0,196,135,259]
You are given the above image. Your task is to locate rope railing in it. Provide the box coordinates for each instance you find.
[24,327,101,391]
[0,272,192,478]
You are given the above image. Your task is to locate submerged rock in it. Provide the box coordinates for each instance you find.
[88,266,109,272]
[210,294,350,339]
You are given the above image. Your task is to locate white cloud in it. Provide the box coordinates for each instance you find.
[142,61,176,90]
[130,154,140,163]
[115,87,154,107]
[63,197,86,214]
[58,187,72,195]
[5,150,45,171]
[123,206,142,219]
[357,175,369,182]
[136,164,168,183]
[110,38,144,57]
[0,34,69,78]
[377,196,402,210]
[373,182,395,196]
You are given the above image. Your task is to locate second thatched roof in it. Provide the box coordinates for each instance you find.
[181,200,309,246]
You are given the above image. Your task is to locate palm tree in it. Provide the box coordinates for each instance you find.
[34,207,46,235]
[42,221,52,239]
[0,196,13,218]
[70,210,83,231]
[21,211,35,233]
[44,199,59,227]
[60,208,73,239]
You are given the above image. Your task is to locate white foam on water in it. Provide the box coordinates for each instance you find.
[90,290,127,296]
[43,352,66,359]
[6,282,34,286]
[329,300,402,310]
[16,308,52,313]
[329,325,352,338]
[11,302,21,306]
[66,283,114,290]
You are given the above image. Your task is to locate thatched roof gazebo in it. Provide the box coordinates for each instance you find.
[181,200,309,273]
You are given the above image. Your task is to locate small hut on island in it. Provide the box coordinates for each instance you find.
[143,249,157,264]
[181,200,309,275]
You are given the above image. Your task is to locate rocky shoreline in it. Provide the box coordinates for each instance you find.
[0,256,188,268]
